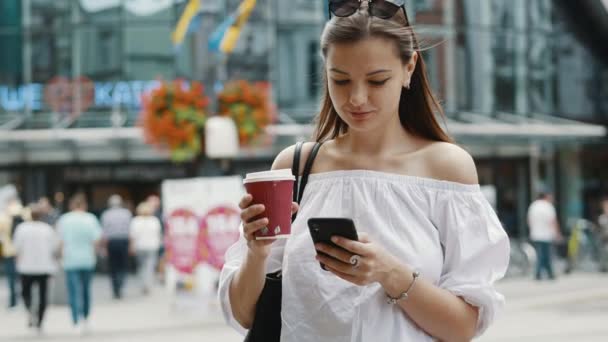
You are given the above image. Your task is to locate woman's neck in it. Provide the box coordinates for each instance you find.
[337,120,421,157]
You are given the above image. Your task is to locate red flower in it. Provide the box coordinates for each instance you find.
[217,80,273,145]
[139,79,210,162]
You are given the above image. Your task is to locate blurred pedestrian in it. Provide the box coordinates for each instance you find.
[13,203,60,333]
[528,192,562,280]
[38,196,60,226]
[56,193,102,334]
[0,198,24,309]
[101,194,132,299]
[597,197,608,272]
[129,202,162,294]
[146,194,165,279]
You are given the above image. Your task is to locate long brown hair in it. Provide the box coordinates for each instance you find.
[313,8,452,143]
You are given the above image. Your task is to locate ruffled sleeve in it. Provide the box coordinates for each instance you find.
[431,189,510,336]
[217,224,286,335]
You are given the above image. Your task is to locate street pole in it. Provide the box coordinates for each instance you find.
[22,0,32,119]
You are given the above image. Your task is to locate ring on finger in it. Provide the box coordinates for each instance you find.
[349,254,361,269]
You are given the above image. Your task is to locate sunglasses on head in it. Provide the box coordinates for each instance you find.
[328,0,408,22]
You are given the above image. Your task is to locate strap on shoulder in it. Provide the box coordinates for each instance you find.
[298,142,323,204]
[291,142,304,203]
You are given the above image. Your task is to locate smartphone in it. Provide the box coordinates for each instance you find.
[307,217,359,270]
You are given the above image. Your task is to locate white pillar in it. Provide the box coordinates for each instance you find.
[558,146,583,225]
[464,0,494,113]
[443,0,456,114]
[529,143,541,200]
[513,0,528,115]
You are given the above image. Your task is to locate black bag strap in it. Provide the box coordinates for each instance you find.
[291,142,304,203]
[298,142,323,204]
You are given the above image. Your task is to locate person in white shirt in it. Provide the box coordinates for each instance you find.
[219,2,510,341]
[129,202,162,294]
[527,192,562,280]
[13,203,60,332]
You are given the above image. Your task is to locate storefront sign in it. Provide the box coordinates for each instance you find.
[0,79,160,112]
[63,165,187,182]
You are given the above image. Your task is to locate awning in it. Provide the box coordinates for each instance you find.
[1,114,605,143]
[266,112,607,142]
[0,112,605,165]
[445,111,606,141]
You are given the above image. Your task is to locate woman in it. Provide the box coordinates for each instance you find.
[13,203,59,332]
[220,1,510,341]
[129,202,161,294]
[56,193,102,334]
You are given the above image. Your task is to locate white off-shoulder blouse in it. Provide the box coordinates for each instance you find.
[219,170,510,341]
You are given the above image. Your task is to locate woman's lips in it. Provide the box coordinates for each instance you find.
[349,111,374,120]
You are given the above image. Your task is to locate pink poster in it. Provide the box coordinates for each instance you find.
[198,206,241,270]
[165,208,200,274]
[163,176,243,276]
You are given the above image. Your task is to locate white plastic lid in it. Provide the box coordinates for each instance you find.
[243,168,295,183]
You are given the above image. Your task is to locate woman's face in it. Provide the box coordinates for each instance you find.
[326,36,416,133]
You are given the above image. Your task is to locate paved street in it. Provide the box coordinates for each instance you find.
[0,275,242,342]
[1,272,607,341]
[480,272,608,342]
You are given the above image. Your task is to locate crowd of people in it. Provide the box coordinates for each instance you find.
[0,192,163,335]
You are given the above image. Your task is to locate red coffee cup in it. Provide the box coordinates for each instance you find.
[243,169,295,240]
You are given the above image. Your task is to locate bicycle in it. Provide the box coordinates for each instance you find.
[564,218,601,273]
[505,238,537,278]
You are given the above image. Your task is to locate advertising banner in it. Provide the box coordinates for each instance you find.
[161,176,243,308]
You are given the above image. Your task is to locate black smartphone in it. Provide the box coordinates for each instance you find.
[307,217,359,270]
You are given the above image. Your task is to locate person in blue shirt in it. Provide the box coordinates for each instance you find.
[56,193,102,334]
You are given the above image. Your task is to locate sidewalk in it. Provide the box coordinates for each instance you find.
[1,273,607,341]
[480,272,608,342]
[0,275,242,342]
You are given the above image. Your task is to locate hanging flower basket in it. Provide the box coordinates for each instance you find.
[217,80,274,146]
[140,79,210,162]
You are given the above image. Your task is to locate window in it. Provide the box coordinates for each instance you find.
[413,0,435,12]
[0,0,22,84]
[308,41,320,98]
[30,1,72,83]
[98,29,119,73]
[491,8,516,113]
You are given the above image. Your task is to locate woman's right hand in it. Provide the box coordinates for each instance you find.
[239,194,299,259]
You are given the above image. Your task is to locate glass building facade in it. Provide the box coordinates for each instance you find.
[0,0,607,233]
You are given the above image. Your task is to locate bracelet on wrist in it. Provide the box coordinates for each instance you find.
[386,270,420,304]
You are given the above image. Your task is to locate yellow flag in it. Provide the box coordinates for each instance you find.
[172,0,201,46]
[220,0,257,54]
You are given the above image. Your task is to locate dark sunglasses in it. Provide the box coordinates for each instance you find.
[328,0,409,22]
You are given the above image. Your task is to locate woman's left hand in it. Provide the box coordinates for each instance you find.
[314,232,401,287]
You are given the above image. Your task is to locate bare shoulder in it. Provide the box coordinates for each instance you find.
[271,142,317,174]
[423,142,479,185]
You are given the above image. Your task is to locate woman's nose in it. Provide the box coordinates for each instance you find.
[348,85,367,107]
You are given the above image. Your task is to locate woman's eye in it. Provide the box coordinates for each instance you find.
[369,79,390,86]
[332,79,350,86]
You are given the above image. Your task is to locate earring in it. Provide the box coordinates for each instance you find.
[404,81,411,89]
